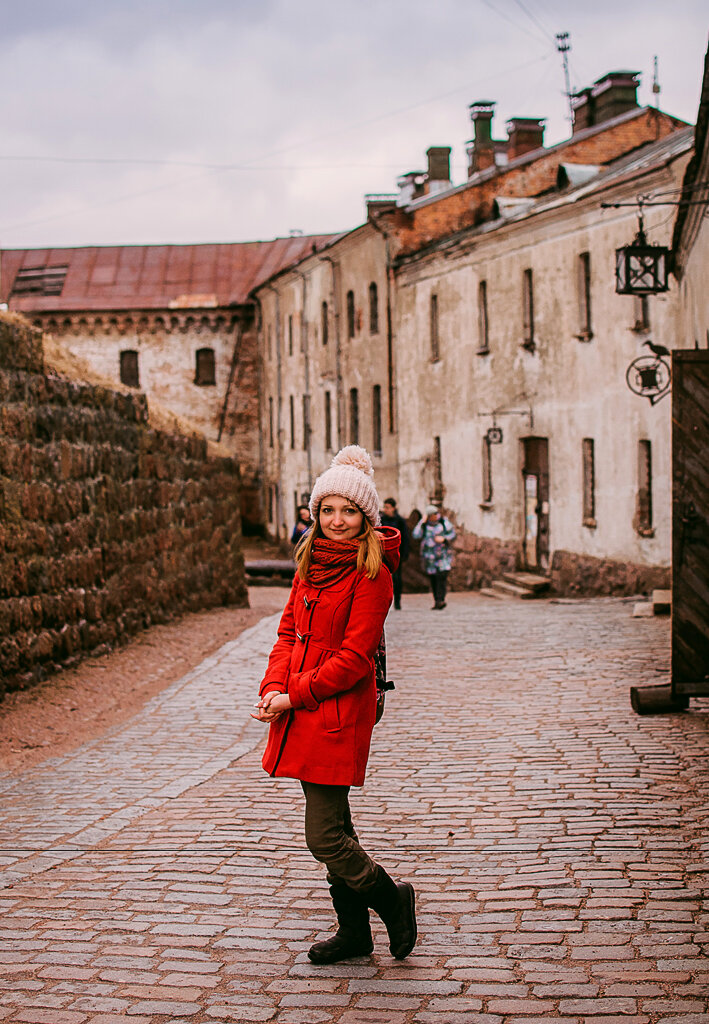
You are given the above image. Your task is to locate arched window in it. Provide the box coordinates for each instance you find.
[195,347,216,386]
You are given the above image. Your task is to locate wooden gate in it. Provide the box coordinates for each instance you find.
[672,350,709,697]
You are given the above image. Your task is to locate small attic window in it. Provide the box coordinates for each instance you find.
[11,265,68,297]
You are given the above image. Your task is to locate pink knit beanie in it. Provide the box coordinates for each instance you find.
[309,445,381,527]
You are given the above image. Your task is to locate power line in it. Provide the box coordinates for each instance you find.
[508,0,556,44]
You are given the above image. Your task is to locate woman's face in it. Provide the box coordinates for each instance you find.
[319,494,364,541]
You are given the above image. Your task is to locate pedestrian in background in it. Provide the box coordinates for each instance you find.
[412,504,456,609]
[291,504,312,545]
[380,497,409,609]
[252,445,417,965]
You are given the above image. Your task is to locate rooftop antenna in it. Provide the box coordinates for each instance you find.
[556,32,574,132]
[652,55,661,108]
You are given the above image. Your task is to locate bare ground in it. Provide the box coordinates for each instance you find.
[0,586,290,776]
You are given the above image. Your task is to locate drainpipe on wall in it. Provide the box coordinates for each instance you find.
[293,269,313,491]
[262,283,284,541]
[252,300,266,531]
[319,255,344,448]
[369,215,397,435]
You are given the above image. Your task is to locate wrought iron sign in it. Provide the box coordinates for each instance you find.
[485,426,503,445]
[626,351,671,406]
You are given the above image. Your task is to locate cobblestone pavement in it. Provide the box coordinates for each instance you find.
[1,592,708,1024]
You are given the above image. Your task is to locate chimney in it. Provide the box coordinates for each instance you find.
[396,170,426,207]
[426,146,451,195]
[506,117,545,161]
[467,101,497,175]
[572,71,640,134]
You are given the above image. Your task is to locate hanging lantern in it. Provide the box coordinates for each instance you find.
[615,216,670,295]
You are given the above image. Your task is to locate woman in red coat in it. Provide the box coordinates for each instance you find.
[252,445,417,964]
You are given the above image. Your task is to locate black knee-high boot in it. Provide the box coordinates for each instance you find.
[365,865,417,960]
[308,884,374,964]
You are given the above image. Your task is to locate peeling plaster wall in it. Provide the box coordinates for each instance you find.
[393,156,688,591]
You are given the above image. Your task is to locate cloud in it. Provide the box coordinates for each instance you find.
[0,0,705,247]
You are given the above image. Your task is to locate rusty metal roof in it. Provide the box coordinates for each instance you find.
[1,235,335,313]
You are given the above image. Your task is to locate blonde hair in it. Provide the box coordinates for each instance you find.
[295,515,383,581]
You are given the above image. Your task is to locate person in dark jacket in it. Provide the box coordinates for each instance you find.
[291,504,312,545]
[380,497,409,610]
[252,446,417,966]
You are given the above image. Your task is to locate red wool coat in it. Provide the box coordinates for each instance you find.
[259,527,400,787]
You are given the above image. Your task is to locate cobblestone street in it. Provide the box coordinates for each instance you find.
[1,592,708,1023]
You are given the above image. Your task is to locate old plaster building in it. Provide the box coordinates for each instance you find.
[254,71,692,593]
[0,236,333,528]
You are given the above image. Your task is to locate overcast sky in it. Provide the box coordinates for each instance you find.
[0,0,706,250]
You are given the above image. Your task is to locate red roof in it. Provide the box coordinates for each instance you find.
[1,235,335,312]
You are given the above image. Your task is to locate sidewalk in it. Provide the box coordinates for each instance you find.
[1,592,707,1023]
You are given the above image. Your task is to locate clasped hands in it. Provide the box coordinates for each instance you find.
[251,691,293,723]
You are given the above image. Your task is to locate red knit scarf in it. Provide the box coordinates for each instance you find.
[306,536,361,588]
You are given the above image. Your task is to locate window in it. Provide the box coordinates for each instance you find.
[636,440,653,535]
[346,290,355,340]
[372,385,382,455]
[119,350,140,388]
[632,294,651,333]
[349,388,359,444]
[195,347,216,386]
[430,293,440,361]
[289,395,295,449]
[321,301,329,345]
[432,435,443,503]
[268,397,274,448]
[324,391,332,451]
[288,315,294,356]
[302,394,310,451]
[369,282,379,334]
[582,438,596,526]
[11,264,68,297]
[477,279,489,354]
[522,269,535,350]
[577,252,593,340]
[481,436,493,505]
[268,485,274,523]
[267,325,272,361]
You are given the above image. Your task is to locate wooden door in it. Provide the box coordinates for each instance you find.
[672,351,709,696]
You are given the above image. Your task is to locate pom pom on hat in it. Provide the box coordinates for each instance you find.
[331,444,374,477]
[309,445,381,527]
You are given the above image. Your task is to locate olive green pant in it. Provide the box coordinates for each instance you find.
[301,781,378,891]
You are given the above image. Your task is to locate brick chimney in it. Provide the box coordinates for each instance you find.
[426,146,451,195]
[467,101,497,175]
[572,71,640,134]
[506,117,545,161]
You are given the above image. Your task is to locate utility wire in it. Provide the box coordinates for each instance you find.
[0,53,552,235]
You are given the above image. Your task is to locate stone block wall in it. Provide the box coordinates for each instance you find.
[0,314,248,699]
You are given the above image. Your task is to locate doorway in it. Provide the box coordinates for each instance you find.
[521,437,550,571]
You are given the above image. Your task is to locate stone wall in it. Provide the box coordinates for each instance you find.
[0,314,248,699]
[550,549,670,597]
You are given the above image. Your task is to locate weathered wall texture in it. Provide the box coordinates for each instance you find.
[392,139,688,595]
[31,310,263,531]
[257,225,398,540]
[0,314,248,699]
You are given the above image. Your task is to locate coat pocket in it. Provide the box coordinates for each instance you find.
[321,694,341,733]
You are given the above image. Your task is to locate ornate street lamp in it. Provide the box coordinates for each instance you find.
[615,214,670,295]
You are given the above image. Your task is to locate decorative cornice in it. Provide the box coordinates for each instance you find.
[29,309,244,337]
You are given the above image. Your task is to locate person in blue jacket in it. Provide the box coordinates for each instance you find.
[412,505,456,609]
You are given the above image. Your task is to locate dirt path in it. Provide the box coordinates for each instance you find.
[0,586,289,776]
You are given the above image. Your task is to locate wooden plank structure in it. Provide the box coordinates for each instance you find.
[631,351,709,712]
